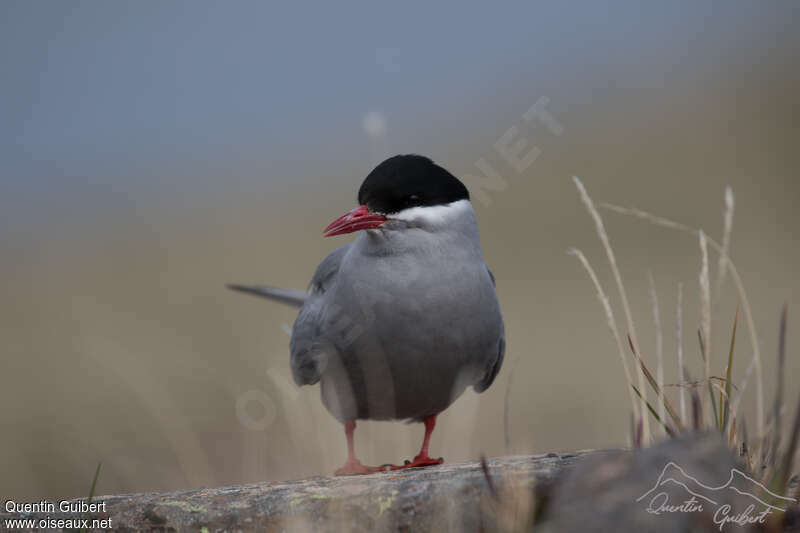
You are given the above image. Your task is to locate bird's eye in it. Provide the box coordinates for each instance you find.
[405,194,421,206]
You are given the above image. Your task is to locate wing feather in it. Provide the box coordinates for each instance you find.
[289,245,351,385]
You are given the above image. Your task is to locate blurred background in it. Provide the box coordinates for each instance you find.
[1,1,798,500]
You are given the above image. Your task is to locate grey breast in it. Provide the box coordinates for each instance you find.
[290,228,505,422]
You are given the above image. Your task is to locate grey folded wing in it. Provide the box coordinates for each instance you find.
[474,328,505,393]
[474,264,504,393]
[289,244,351,386]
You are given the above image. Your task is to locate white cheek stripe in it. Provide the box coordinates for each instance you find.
[387,199,473,225]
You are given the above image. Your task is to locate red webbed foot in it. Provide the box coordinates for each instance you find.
[334,458,378,476]
[336,420,396,475]
[389,414,444,470]
[390,453,444,470]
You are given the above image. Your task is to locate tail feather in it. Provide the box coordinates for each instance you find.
[226,284,308,308]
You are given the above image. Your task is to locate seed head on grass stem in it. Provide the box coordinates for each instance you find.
[715,187,735,295]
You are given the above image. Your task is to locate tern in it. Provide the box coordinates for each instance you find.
[229,154,505,475]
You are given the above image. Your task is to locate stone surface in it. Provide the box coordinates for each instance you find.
[3,436,796,532]
[0,452,595,532]
[537,433,800,533]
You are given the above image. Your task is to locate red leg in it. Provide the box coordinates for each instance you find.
[391,415,444,470]
[334,420,380,475]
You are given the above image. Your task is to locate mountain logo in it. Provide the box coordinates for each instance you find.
[636,462,796,530]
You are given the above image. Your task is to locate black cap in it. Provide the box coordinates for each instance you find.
[358,155,470,214]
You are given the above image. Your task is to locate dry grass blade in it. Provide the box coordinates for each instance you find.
[648,272,667,436]
[503,355,521,454]
[774,395,800,500]
[691,385,702,432]
[711,382,730,404]
[567,248,640,427]
[698,327,720,429]
[728,355,757,435]
[632,386,675,437]
[80,462,102,533]
[683,356,703,431]
[600,204,692,232]
[573,177,650,440]
[708,383,720,429]
[480,454,499,501]
[740,420,751,465]
[600,202,764,439]
[696,328,706,363]
[676,282,686,423]
[699,230,713,425]
[771,304,789,475]
[635,417,644,448]
[721,306,739,432]
[631,413,644,448]
[664,376,736,389]
[628,335,683,431]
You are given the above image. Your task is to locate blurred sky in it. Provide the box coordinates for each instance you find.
[1,1,799,500]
